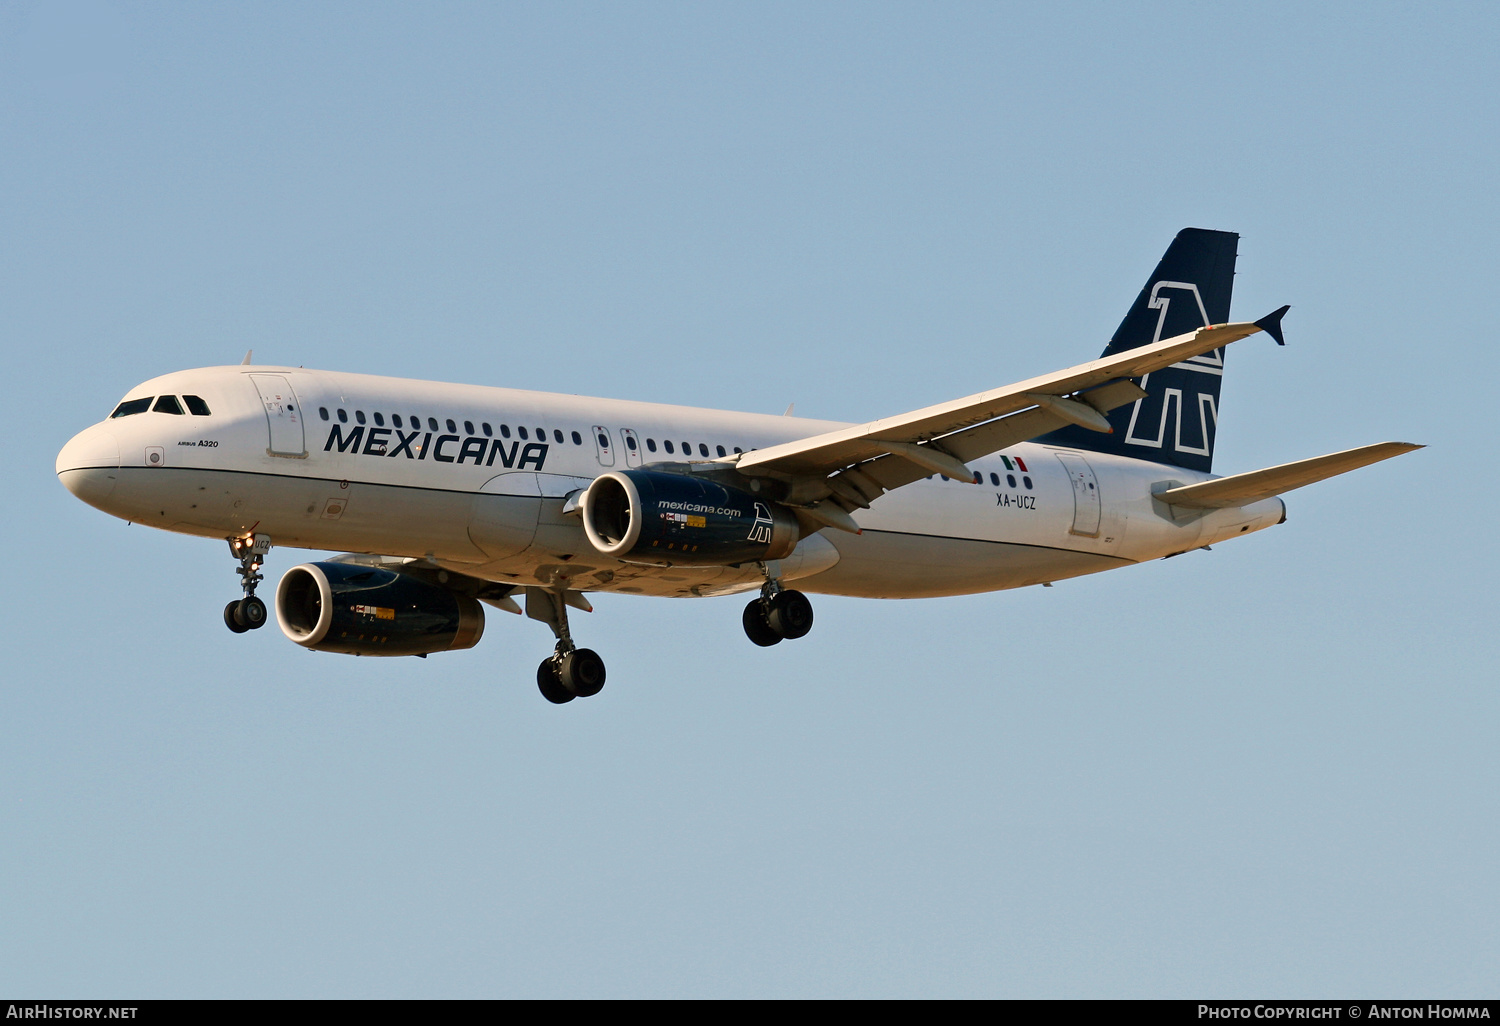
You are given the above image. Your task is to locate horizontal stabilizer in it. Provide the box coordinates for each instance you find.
[1155,442,1423,509]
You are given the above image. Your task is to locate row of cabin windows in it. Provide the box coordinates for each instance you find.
[643,438,743,457]
[110,394,1032,483]
[111,395,212,418]
[104,396,1036,481]
[319,406,584,446]
[316,407,746,459]
[929,471,1033,488]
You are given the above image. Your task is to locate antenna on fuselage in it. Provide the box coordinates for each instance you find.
[783,403,794,417]
[241,349,253,365]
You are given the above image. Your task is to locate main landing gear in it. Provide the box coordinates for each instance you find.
[223,533,272,634]
[526,589,606,705]
[742,565,814,647]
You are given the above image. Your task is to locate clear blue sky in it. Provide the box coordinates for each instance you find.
[3,1,1496,997]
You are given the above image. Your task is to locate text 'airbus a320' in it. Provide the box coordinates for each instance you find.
[57,229,1419,703]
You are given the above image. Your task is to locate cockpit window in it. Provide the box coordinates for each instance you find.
[153,395,185,415]
[111,397,153,418]
[184,395,211,416]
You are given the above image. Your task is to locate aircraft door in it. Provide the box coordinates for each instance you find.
[619,428,643,467]
[591,425,615,467]
[1055,453,1101,537]
[248,374,307,457]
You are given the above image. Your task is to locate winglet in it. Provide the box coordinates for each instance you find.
[1254,305,1290,346]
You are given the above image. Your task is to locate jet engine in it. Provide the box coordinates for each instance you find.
[582,469,799,566]
[275,561,485,656]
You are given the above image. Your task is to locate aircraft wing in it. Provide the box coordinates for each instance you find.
[728,309,1288,525]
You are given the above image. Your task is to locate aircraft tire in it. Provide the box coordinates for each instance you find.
[560,649,606,698]
[537,659,575,704]
[237,596,268,630]
[224,601,250,634]
[743,599,782,647]
[767,590,814,640]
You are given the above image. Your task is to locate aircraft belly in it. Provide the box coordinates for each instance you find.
[100,467,489,560]
[800,530,1130,598]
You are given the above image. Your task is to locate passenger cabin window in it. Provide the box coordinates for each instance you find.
[571,431,583,445]
[446,419,457,433]
[554,429,564,444]
[626,435,637,451]
[699,443,709,457]
[464,420,474,434]
[393,414,403,428]
[664,440,674,454]
[500,424,512,438]
[355,410,366,425]
[716,445,726,457]
[319,407,330,421]
[111,397,153,418]
[482,423,492,437]
[374,412,385,427]
[153,395,185,415]
[518,427,529,440]
[184,395,211,416]
[338,409,348,423]
[646,438,657,452]
[428,417,439,431]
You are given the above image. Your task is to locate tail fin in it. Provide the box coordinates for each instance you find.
[1037,227,1239,472]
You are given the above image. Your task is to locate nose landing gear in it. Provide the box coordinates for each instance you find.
[742,564,814,647]
[223,533,271,633]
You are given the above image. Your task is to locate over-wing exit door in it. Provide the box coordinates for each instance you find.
[619,428,643,467]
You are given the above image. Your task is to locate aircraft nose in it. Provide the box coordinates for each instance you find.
[57,425,121,505]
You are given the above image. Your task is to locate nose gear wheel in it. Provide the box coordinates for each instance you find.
[223,533,271,632]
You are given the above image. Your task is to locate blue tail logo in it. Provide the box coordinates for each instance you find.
[1121,280,1220,458]
[1037,229,1238,473]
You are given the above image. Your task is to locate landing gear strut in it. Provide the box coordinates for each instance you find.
[527,589,606,704]
[742,563,814,647]
[223,533,271,633]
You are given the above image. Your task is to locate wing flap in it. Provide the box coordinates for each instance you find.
[1154,442,1423,509]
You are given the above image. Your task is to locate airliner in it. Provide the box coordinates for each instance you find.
[56,229,1419,704]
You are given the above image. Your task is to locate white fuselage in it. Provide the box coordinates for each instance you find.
[56,365,1285,600]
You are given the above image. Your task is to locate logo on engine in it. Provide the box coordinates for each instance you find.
[747,503,776,544]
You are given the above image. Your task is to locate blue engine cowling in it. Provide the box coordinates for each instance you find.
[275,561,485,656]
[582,469,799,566]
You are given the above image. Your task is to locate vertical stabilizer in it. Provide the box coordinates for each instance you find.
[1037,227,1238,472]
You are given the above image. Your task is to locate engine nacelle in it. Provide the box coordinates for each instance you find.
[275,561,485,657]
[582,469,799,566]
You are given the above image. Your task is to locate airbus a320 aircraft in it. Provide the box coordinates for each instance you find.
[57,229,1419,704]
